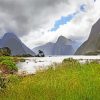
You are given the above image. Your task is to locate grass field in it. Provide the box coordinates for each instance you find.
[0,59,100,100]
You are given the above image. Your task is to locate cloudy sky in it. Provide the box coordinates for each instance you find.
[0,0,100,48]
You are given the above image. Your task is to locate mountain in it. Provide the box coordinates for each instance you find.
[75,18,100,55]
[0,32,35,56]
[33,42,54,55]
[52,36,74,55]
[33,36,75,55]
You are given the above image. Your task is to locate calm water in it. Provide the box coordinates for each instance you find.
[17,56,100,75]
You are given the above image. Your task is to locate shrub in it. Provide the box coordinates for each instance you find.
[19,59,26,62]
[12,57,25,63]
[0,76,8,91]
[62,58,80,67]
[63,58,78,64]
[90,60,100,64]
[0,56,11,62]
[1,60,18,72]
[0,57,18,74]
[0,47,11,56]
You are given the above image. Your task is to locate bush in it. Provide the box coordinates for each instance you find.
[0,57,18,74]
[90,60,100,64]
[0,56,11,62]
[1,60,17,71]
[62,58,80,67]
[0,47,11,56]
[63,58,78,64]
[0,77,8,91]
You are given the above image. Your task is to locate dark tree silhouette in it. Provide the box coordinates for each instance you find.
[36,50,45,57]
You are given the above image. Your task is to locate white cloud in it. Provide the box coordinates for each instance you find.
[22,0,100,48]
[0,0,100,49]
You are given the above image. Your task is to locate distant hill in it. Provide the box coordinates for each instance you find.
[33,36,75,55]
[0,32,35,56]
[75,18,100,55]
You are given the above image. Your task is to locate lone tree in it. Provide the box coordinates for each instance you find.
[37,50,45,57]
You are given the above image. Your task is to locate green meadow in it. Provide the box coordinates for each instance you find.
[0,58,100,100]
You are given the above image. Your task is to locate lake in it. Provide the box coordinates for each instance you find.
[17,56,100,75]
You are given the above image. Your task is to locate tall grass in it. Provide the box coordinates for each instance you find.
[0,59,100,100]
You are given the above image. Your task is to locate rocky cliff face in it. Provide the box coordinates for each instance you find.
[33,36,75,55]
[0,32,35,56]
[75,18,100,55]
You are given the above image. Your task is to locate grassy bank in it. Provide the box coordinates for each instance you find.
[0,59,100,100]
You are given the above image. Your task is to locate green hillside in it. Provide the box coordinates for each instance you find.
[0,58,100,100]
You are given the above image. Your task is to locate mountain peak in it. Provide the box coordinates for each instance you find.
[33,35,75,55]
[2,32,17,40]
[57,35,73,45]
[5,32,15,35]
[0,32,35,56]
[57,36,67,41]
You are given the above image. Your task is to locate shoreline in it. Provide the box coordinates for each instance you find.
[17,56,100,75]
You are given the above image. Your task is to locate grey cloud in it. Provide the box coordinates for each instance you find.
[0,0,69,37]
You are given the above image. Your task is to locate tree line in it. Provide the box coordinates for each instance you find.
[0,47,45,57]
